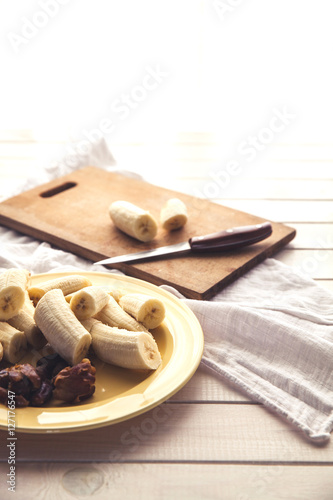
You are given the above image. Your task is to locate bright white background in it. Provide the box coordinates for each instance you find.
[0,0,332,172]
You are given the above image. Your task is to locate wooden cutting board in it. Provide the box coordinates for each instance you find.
[0,166,296,299]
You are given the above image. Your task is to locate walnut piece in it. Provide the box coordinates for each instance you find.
[52,358,96,403]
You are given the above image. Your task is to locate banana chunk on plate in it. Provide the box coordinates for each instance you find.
[66,285,123,304]
[28,275,92,306]
[94,295,149,333]
[119,293,166,330]
[34,289,92,366]
[0,321,27,364]
[0,268,30,321]
[109,200,158,242]
[7,308,46,350]
[82,318,162,370]
[70,286,110,320]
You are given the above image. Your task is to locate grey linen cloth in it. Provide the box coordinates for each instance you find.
[0,138,332,442]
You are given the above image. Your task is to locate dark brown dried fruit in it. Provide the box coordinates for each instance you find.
[0,382,29,407]
[0,369,9,388]
[0,358,96,407]
[15,394,29,408]
[52,358,96,403]
[30,380,54,407]
[36,354,68,381]
[8,371,31,398]
[0,387,8,405]
[15,364,41,391]
[0,363,41,407]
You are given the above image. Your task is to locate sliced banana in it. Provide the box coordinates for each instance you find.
[160,198,188,231]
[98,285,124,302]
[23,290,36,316]
[0,268,30,321]
[7,290,46,349]
[34,289,92,365]
[70,286,110,320]
[0,341,3,362]
[119,293,166,330]
[109,200,158,242]
[66,285,123,304]
[94,295,149,333]
[28,275,92,306]
[82,318,162,370]
[0,321,27,364]
[8,309,46,350]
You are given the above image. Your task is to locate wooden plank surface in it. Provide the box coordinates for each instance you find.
[218,200,333,223]
[275,249,333,278]
[0,404,332,463]
[1,463,332,500]
[287,224,333,249]
[316,280,333,292]
[161,178,333,200]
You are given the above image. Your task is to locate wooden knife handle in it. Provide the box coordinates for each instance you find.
[189,222,273,252]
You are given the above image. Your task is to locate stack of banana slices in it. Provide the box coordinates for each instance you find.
[0,269,164,373]
[0,269,45,364]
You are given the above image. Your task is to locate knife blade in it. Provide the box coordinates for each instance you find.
[94,221,273,266]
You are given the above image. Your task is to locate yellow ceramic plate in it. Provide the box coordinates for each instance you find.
[0,271,204,433]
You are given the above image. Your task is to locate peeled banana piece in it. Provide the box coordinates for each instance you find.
[0,268,30,321]
[160,198,188,231]
[82,318,162,370]
[98,285,123,303]
[70,286,110,320]
[28,275,92,306]
[23,290,36,315]
[109,200,158,242]
[7,309,46,350]
[6,291,46,349]
[0,321,27,364]
[34,289,92,365]
[66,285,123,304]
[119,293,166,330]
[8,291,44,349]
[94,295,149,333]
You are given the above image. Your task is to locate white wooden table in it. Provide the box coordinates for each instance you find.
[0,131,332,499]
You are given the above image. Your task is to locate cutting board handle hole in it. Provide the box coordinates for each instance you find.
[39,182,77,198]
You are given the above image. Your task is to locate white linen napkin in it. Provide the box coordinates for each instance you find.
[0,138,332,442]
[161,260,333,442]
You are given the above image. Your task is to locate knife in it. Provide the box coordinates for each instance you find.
[94,221,273,266]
